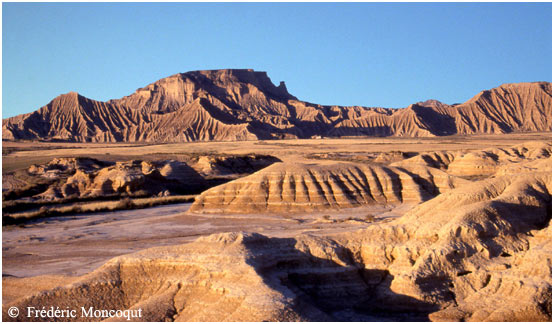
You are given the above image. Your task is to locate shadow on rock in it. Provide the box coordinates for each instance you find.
[241,234,440,321]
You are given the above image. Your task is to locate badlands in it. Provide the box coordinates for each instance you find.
[2,69,551,321]
[2,134,552,321]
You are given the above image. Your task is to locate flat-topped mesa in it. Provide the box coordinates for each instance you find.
[190,69,296,98]
[3,69,552,142]
[112,69,297,115]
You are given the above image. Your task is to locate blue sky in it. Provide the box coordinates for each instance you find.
[2,2,552,118]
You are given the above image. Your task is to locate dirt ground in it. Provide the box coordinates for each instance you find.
[2,133,550,172]
[2,202,408,279]
[2,133,551,303]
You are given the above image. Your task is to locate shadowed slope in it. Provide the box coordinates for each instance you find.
[3,158,551,321]
[340,157,552,321]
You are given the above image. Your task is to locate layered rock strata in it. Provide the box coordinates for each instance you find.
[3,158,551,321]
[189,162,467,213]
[392,141,552,177]
[3,70,551,142]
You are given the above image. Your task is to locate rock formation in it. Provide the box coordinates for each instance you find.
[3,156,551,321]
[338,157,552,321]
[3,158,207,201]
[3,69,551,142]
[190,154,281,177]
[61,160,207,198]
[189,162,467,214]
[392,141,552,177]
[3,154,284,207]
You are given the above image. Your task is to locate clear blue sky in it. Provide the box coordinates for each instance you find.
[3,2,552,118]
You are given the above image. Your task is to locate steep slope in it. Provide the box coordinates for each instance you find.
[339,158,552,321]
[3,69,552,142]
[189,162,467,213]
[449,82,553,134]
[3,158,551,321]
[2,92,138,142]
[392,141,552,177]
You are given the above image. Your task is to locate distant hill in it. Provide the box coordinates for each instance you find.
[3,69,552,142]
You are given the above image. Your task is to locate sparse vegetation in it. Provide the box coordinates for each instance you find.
[2,195,195,226]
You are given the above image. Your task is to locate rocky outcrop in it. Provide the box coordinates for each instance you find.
[190,154,281,177]
[392,141,552,177]
[60,160,207,198]
[3,157,551,321]
[340,157,552,321]
[3,70,551,142]
[4,158,207,201]
[189,162,467,213]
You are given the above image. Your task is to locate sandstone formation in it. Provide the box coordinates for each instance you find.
[3,156,551,321]
[4,157,207,201]
[189,162,467,214]
[3,69,551,142]
[338,157,552,321]
[392,141,552,177]
[190,154,281,177]
[60,160,207,198]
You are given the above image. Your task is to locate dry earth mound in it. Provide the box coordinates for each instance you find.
[392,141,552,177]
[189,162,467,213]
[190,154,281,177]
[3,158,551,321]
[339,157,552,321]
[3,158,207,202]
[62,160,207,198]
[3,69,551,142]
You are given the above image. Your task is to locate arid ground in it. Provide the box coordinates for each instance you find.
[2,133,552,321]
[4,133,549,170]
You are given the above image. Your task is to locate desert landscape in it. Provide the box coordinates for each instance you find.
[1,67,552,321]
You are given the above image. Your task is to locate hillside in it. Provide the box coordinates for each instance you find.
[4,151,551,321]
[2,69,552,142]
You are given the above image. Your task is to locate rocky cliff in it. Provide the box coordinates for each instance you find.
[3,69,551,142]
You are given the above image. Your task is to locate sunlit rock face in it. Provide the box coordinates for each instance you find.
[189,161,466,214]
[4,151,551,321]
[3,69,552,142]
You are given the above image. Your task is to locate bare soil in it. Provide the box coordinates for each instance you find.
[2,133,551,303]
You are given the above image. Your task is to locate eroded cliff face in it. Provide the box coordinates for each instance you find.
[3,69,552,142]
[188,162,467,214]
[189,141,551,214]
[391,141,552,177]
[3,170,550,321]
[3,143,551,321]
[2,154,282,202]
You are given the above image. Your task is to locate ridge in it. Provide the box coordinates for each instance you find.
[2,70,552,142]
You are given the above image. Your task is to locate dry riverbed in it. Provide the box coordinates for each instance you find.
[2,202,406,278]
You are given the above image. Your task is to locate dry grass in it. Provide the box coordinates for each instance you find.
[365,214,375,222]
[3,195,195,225]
